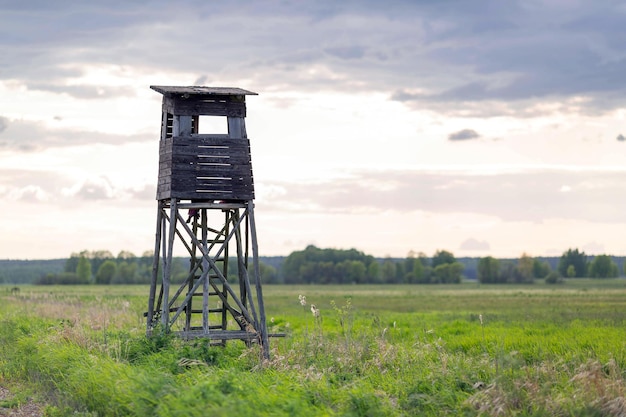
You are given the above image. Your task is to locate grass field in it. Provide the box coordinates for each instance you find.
[1,281,626,416]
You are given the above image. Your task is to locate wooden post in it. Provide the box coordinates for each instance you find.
[147,202,163,333]
[248,201,270,359]
[161,198,178,329]
[202,208,209,333]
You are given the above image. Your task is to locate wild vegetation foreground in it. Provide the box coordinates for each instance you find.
[1,282,626,416]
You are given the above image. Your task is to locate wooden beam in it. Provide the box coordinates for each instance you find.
[146,202,163,333]
[249,201,270,359]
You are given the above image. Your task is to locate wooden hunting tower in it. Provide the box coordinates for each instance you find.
[146,85,270,358]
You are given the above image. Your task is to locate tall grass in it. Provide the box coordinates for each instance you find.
[1,282,626,415]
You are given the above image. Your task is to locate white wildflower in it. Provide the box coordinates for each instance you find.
[299,294,307,306]
[479,314,484,325]
[310,304,320,318]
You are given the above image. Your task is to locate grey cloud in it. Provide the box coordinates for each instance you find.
[0,168,155,203]
[128,184,157,200]
[69,177,115,200]
[27,83,137,100]
[0,116,7,133]
[0,168,64,187]
[0,168,68,202]
[448,129,479,141]
[259,169,626,224]
[617,134,625,142]
[324,45,366,60]
[14,185,49,203]
[0,119,153,152]
[459,238,490,251]
[194,75,209,85]
[582,241,605,254]
[1,1,626,116]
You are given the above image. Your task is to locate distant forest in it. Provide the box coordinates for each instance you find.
[0,246,624,285]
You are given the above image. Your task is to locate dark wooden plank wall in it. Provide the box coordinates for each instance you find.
[162,95,247,117]
[157,136,254,201]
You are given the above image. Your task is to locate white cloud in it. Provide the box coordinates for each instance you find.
[559,185,572,193]
[6,185,50,203]
[62,176,115,200]
[259,168,626,224]
[459,238,491,251]
[582,241,606,255]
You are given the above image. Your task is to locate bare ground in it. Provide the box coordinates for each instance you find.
[0,387,42,417]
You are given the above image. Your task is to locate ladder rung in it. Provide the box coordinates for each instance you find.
[192,274,225,280]
[189,257,225,262]
[185,309,225,314]
[188,325,226,331]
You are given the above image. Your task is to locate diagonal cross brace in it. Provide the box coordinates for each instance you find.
[167,210,256,327]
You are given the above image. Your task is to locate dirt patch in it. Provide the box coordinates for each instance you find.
[0,387,42,417]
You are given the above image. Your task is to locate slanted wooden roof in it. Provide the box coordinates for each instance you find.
[150,86,257,96]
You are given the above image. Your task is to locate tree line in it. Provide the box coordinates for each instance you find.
[281,245,464,284]
[8,246,624,286]
[33,249,279,286]
[35,250,157,285]
[477,248,622,284]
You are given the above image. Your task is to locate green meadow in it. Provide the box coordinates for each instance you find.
[2,281,626,416]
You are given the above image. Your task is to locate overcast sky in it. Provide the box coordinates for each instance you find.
[1,0,625,260]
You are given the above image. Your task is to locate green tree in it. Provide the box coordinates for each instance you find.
[532,258,551,278]
[433,262,463,284]
[90,250,114,275]
[404,251,417,277]
[65,250,89,273]
[95,260,117,285]
[418,252,430,268]
[428,250,462,284]
[112,261,137,284]
[76,255,92,284]
[431,250,455,269]
[282,251,306,284]
[395,261,406,284]
[414,258,425,283]
[545,271,563,284]
[280,245,375,284]
[515,253,535,283]
[346,260,367,284]
[381,258,397,284]
[588,255,619,278]
[406,258,425,284]
[256,262,279,284]
[117,250,136,260]
[558,248,588,278]
[498,261,516,283]
[367,261,381,283]
[477,256,500,283]
[566,265,576,278]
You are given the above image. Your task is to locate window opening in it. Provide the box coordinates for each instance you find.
[197,115,228,135]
